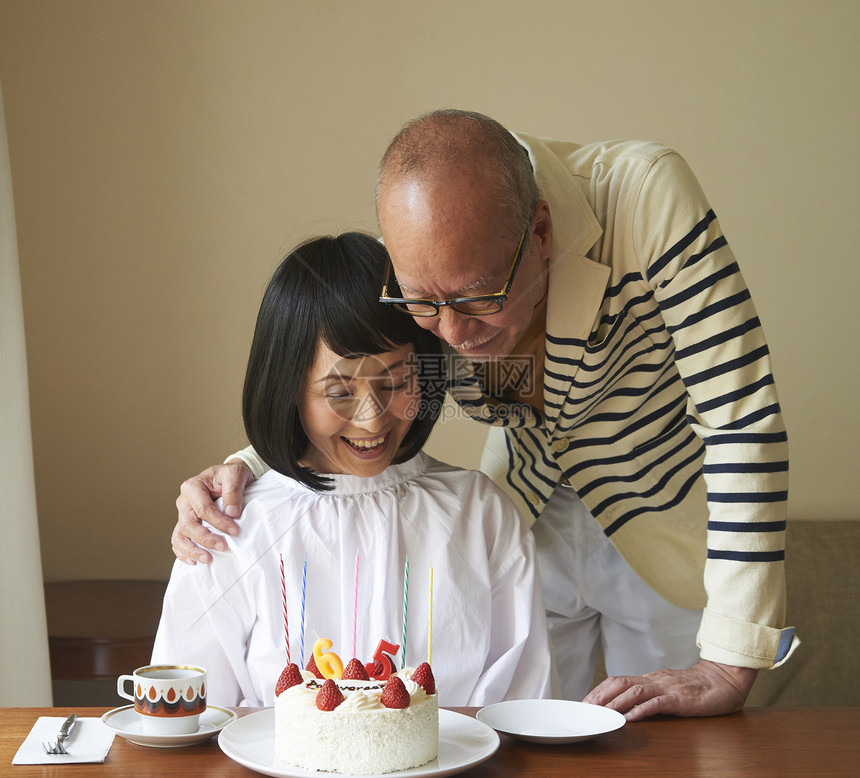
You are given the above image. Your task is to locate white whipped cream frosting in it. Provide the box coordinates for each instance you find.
[281,667,428,711]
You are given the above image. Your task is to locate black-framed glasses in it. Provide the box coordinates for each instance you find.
[379,222,529,317]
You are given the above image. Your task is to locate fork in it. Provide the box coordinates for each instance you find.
[41,740,67,755]
[42,713,77,755]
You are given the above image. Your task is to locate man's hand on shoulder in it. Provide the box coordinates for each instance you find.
[583,660,758,721]
[172,462,255,565]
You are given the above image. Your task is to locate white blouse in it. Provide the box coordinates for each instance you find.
[152,452,554,707]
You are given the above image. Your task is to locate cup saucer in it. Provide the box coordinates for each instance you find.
[101,705,238,748]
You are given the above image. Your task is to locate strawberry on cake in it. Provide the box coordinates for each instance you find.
[274,659,439,774]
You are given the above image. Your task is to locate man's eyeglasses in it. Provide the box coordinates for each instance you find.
[379,222,529,317]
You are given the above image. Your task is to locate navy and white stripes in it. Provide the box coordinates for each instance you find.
[448,137,793,664]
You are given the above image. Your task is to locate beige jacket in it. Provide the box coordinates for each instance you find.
[446,134,797,669]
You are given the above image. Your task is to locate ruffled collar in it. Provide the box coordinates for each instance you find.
[272,451,431,496]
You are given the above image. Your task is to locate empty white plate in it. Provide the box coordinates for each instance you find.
[476,699,625,744]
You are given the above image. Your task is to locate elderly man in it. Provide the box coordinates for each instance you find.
[172,110,797,720]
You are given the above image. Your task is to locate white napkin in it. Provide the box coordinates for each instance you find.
[12,716,115,765]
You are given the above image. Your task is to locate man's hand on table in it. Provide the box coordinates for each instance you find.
[172,462,255,564]
[583,659,758,721]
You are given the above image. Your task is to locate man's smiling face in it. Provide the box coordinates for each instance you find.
[377,167,552,363]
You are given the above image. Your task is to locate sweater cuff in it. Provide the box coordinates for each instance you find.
[697,608,799,669]
[224,445,269,481]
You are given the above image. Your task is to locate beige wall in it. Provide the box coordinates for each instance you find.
[0,0,857,582]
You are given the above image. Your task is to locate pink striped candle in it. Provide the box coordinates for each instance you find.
[352,549,359,658]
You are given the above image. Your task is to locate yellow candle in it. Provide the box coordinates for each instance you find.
[427,563,433,665]
[313,637,344,679]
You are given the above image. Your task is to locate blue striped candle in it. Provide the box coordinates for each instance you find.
[401,556,409,668]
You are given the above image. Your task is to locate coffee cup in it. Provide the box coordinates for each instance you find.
[117,664,207,735]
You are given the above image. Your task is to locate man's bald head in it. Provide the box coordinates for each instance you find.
[374,110,553,363]
[376,109,539,239]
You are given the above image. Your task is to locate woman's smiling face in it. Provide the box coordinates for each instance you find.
[297,339,421,477]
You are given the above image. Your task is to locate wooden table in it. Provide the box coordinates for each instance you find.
[2,706,858,776]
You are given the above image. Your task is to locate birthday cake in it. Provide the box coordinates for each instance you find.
[273,655,439,774]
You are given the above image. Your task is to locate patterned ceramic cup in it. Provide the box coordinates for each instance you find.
[117,664,207,735]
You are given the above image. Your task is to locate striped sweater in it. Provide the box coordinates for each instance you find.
[449,135,796,669]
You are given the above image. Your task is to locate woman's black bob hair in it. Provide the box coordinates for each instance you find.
[242,232,446,491]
